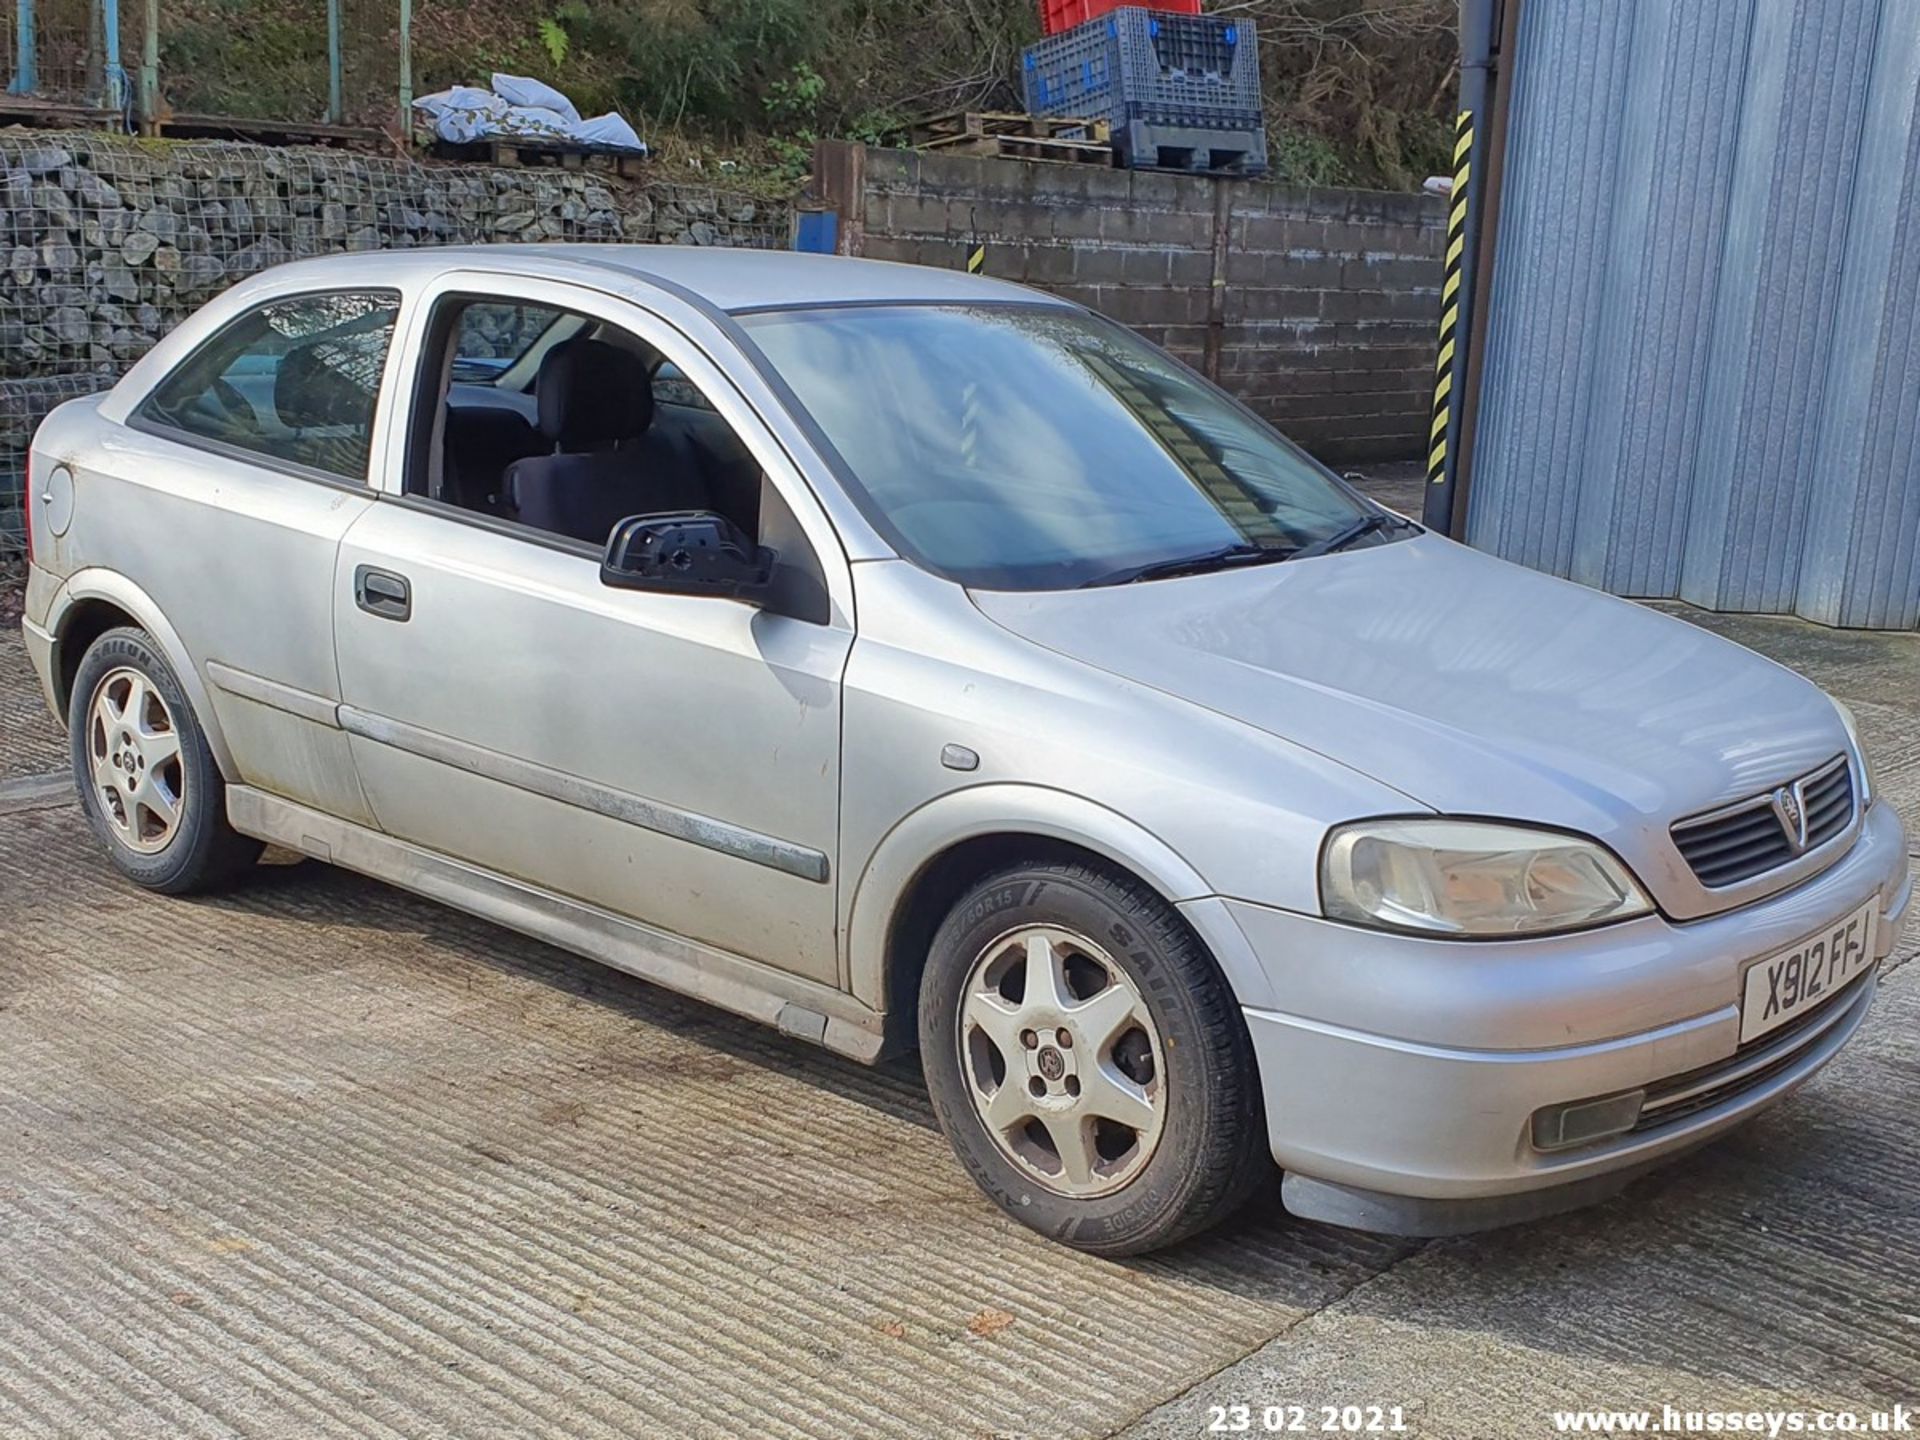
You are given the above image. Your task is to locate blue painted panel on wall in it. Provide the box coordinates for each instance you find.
[792,209,839,254]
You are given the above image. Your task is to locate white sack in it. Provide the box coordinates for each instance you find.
[414,75,646,153]
[490,73,582,124]
[573,113,646,150]
[499,104,579,140]
[412,85,509,145]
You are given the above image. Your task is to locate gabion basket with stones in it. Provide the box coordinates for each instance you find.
[0,130,788,567]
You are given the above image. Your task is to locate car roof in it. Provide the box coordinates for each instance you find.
[245,244,1059,314]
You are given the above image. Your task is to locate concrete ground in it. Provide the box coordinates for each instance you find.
[1,564,1916,1439]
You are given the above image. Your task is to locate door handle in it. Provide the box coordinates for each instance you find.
[354,565,411,622]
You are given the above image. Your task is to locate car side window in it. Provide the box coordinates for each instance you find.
[450,302,563,385]
[137,290,401,482]
[410,295,765,548]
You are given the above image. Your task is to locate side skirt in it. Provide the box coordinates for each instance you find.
[227,786,886,1063]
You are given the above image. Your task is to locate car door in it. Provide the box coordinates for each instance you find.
[109,286,405,825]
[331,272,855,985]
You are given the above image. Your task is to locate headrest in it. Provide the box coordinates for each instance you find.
[274,341,377,431]
[444,405,537,455]
[535,337,654,447]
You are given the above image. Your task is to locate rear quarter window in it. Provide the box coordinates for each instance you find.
[137,290,402,482]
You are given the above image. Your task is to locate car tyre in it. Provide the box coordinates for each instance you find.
[68,627,261,894]
[920,857,1268,1255]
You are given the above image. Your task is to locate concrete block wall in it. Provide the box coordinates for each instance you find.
[818,143,1444,464]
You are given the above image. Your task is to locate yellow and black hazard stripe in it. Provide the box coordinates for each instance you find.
[959,242,986,463]
[1429,110,1473,488]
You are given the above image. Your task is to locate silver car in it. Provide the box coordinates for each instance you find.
[18,248,1911,1254]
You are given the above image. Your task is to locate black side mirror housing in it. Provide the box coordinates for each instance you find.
[601,511,774,604]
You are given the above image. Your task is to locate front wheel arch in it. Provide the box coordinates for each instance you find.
[848,785,1279,1054]
[917,854,1270,1253]
[881,832,1131,1048]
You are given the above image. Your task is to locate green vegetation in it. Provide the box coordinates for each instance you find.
[135,0,1457,192]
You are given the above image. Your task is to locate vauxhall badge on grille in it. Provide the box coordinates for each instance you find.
[1771,782,1810,851]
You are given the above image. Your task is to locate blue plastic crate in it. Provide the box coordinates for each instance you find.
[1022,8,1264,131]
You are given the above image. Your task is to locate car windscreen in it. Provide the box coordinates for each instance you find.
[737,303,1383,591]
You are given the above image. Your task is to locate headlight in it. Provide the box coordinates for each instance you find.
[1321,819,1653,937]
[1832,699,1875,806]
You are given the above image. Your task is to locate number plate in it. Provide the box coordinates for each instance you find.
[1739,899,1877,1044]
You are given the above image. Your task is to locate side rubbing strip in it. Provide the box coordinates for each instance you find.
[204,660,342,728]
[1429,108,1473,487]
[337,706,831,884]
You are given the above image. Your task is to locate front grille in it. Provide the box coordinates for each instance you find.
[1632,969,1873,1132]
[1670,755,1854,888]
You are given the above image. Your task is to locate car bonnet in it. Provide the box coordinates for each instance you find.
[968,532,1850,914]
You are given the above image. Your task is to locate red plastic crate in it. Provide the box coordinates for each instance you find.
[1038,0,1201,36]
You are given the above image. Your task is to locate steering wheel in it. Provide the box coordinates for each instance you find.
[209,376,261,434]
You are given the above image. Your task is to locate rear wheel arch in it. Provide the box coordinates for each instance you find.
[55,598,139,713]
[48,571,237,778]
[68,625,262,892]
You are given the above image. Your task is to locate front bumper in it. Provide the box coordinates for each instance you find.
[1219,799,1911,1232]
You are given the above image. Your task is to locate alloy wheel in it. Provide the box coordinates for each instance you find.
[86,666,185,854]
[956,924,1166,1198]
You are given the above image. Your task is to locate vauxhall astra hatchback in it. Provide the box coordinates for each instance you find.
[18,247,1909,1254]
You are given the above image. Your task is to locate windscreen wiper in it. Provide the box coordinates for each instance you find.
[1288,511,1410,561]
[1079,542,1294,588]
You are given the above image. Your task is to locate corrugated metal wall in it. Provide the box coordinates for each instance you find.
[1466,0,1920,629]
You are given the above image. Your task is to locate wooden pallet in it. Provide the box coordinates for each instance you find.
[909,110,1112,145]
[426,135,649,178]
[906,111,1114,167]
[0,96,125,131]
[0,103,389,149]
[929,130,1116,167]
[160,113,385,149]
